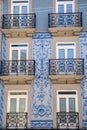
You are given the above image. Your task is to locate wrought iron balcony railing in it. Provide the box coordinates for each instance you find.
[49,59,84,75]
[2,13,36,29]
[57,112,79,129]
[48,12,82,27]
[6,112,27,129]
[0,60,35,76]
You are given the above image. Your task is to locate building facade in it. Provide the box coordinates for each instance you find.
[0,0,87,129]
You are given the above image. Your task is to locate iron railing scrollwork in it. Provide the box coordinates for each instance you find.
[0,60,35,76]
[57,112,79,129]
[6,112,28,129]
[49,58,84,75]
[2,13,36,29]
[48,12,82,27]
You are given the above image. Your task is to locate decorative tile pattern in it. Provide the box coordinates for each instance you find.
[31,32,53,128]
[0,81,4,128]
[2,34,6,60]
[80,32,87,128]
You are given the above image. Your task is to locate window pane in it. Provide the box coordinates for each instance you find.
[69,98,75,112]
[66,4,72,13]
[58,0,73,1]
[20,50,27,60]
[58,5,64,13]
[10,98,16,112]
[13,6,19,14]
[67,49,74,58]
[60,98,66,112]
[12,50,18,60]
[19,98,26,112]
[22,6,27,14]
[59,49,65,58]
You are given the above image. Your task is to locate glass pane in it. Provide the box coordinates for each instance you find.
[20,50,27,60]
[58,5,64,13]
[59,49,65,58]
[11,50,18,73]
[20,50,27,72]
[67,49,74,58]
[19,98,26,112]
[10,98,16,112]
[22,6,27,14]
[69,98,75,112]
[60,98,66,112]
[12,50,18,60]
[66,4,72,13]
[13,6,19,14]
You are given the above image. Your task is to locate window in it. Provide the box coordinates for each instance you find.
[7,91,28,112]
[11,0,29,14]
[57,90,78,112]
[56,43,76,58]
[56,0,74,13]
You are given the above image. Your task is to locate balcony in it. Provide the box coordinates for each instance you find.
[48,12,83,36]
[49,59,84,83]
[57,112,79,129]
[6,112,28,129]
[1,14,36,37]
[0,60,35,83]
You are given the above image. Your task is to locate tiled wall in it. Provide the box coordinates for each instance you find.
[31,32,53,128]
[78,0,87,29]
[80,31,87,128]
[0,81,4,128]
[2,34,6,60]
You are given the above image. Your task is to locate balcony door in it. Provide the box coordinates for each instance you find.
[56,0,74,26]
[56,43,76,74]
[10,44,28,74]
[57,91,78,129]
[7,91,28,129]
[11,0,29,27]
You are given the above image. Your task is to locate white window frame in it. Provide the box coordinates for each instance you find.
[56,42,76,59]
[56,0,75,13]
[57,90,78,112]
[11,0,29,14]
[7,90,28,112]
[9,43,29,61]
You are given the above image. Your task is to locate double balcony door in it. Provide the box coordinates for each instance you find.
[11,0,29,27]
[10,44,28,74]
[56,0,74,26]
[7,91,27,129]
[57,91,79,129]
[57,43,75,74]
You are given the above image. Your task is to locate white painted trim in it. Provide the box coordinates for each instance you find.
[11,0,29,14]
[56,0,74,13]
[9,43,29,61]
[7,90,28,112]
[56,42,76,58]
[57,90,78,112]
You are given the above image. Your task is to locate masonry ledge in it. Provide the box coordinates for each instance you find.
[48,27,83,36]
[49,74,84,84]
[0,75,35,84]
[1,28,36,38]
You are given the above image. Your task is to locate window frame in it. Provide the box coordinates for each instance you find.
[57,90,78,112]
[7,90,28,112]
[56,0,75,13]
[11,0,29,14]
[56,42,76,59]
[9,43,29,61]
